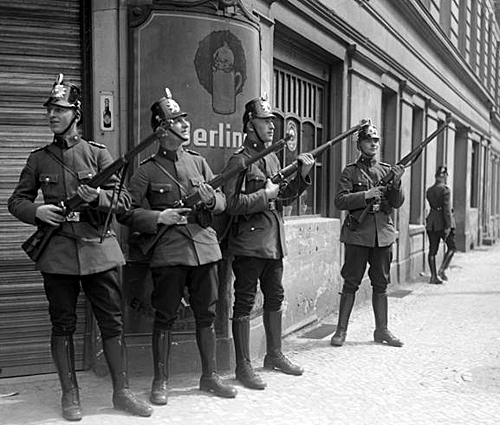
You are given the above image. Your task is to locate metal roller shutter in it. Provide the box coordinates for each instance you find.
[0,0,86,378]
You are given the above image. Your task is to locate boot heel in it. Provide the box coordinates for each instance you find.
[330,329,347,346]
[263,356,274,370]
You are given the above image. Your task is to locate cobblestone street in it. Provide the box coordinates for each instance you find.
[1,243,499,425]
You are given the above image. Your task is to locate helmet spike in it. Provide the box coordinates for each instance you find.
[150,88,187,131]
[43,73,81,110]
[357,118,379,143]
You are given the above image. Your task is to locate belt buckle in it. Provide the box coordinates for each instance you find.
[269,200,276,211]
[66,211,80,222]
[176,214,188,225]
[371,203,380,213]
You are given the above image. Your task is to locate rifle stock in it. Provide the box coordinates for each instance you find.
[22,128,166,262]
[350,120,449,229]
[271,123,361,184]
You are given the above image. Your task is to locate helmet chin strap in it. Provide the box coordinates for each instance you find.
[54,109,79,136]
[167,125,189,142]
[250,119,268,146]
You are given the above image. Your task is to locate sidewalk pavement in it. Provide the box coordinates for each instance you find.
[1,243,500,425]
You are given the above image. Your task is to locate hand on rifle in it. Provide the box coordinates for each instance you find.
[158,208,192,226]
[391,164,405,185]
[265,178,280,200]
[297,153,315,178]
[197,183,216,208]
[77,185,100,203]
[365,186,384,201]
[35,204,65,226]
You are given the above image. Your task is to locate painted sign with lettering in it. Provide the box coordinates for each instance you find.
[131,9,261,173]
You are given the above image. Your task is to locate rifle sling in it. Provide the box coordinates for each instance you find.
[151,158,190,198]
[44,146,80,180]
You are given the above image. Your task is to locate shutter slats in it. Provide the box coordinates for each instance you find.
[0,0,85,378]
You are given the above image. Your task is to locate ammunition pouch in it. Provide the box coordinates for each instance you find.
[344,213,359,231]
[76,209,105,228]
[194,205,213,228]
[380,198,392,215]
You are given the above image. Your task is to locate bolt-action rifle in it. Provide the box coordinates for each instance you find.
[21,127,168,262]
[270,122,362,184]
[138,131,295,255]
[347,119,450,231]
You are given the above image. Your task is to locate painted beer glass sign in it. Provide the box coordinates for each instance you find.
[131,8,260,173]
[195,31,245,115]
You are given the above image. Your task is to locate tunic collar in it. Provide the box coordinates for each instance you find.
[244,136,266,152]
[53,134,81,149]
[357,155,378,167]
[158,147,183,161]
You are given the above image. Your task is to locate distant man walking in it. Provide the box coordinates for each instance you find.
[426,165,457,284]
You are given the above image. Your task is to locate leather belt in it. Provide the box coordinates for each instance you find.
[175,213,198,225]
[64,210,98,223]
[431,207,443,211]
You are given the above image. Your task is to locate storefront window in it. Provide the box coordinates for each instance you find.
[272,65,326,216]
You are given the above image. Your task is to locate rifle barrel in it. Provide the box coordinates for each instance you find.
[271,123,360,183]
[176,134,291,208]
[397,121,449,167]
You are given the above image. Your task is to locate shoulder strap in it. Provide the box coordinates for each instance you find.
[44,146,80,179]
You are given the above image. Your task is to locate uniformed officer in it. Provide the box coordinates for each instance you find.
[8,74,153,421]
[330,119,405,348]
[426,165,457,283]
[117,88,237,404]
[222,96,315,390]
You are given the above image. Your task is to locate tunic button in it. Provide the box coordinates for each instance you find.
[160,189,164,193]
[45,177,50,182]
[250,227,255,231]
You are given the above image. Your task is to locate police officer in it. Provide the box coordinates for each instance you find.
[8,74,152,421]
[118,88,237,404]
[330,119,405,348]
[426,165,457,284]
[222,96,315,390]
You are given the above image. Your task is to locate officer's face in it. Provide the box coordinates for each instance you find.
[359,137,380,157]
[46,105,78,134]
[250,117,275,144]
[159,116,190,150]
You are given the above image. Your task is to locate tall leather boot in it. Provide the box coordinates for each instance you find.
[372,293,403,347]
[428,254,443,284]
[438,250,455,281]
[51,334,82,422]
[263,310,303,376]
[330,293,355,346]
[196,326,237,398]
[150,328,170,405]
[232,316,266,390]
[102,336,153,417]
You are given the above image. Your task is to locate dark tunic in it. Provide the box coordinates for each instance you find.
[335,156,405,248]
[118,147,225,268]
[8,135,129,275]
